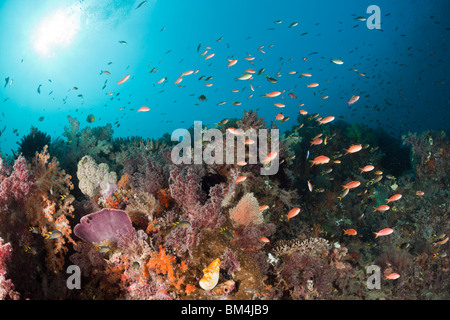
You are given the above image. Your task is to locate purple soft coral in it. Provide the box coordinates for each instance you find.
[73,208,135,244]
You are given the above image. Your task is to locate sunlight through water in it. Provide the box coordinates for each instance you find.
[33,5,81,56]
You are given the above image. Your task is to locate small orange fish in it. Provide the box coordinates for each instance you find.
[174,77,183,84]
[307,180,313,192]
[301,73,312,77]
[307,82,319,88]
[433,236,449,246]
[344,144,362,154]
[245,69,256,74]
[373,205,390,212]
[416,191,425,196]
[117,74,130,85]
[265,91,282,98]
[318,116,334,125]
[386,194,402,204]
[275,113,285,121]
[344,229,357,236]
[262,151,278,164]
[360,165,375,173]
[374,228,394,238]
[259,205,269,212]
[260,237,270,243]
[182,70,194,76]
[385,273,400,280]
[236,161,247,166]
[287,208,300,220]
[137,106,150,112]
[274,103,285,108]
[205,53,215,60]
[288,93,297,99]
[244,139,255,145]
[347,95,360,106]
[342,181,361,190]
[299,110,308,115]
[235,176,247,184]
[310,155,330,166]
[227,59,238,67]
[310,138,323,146]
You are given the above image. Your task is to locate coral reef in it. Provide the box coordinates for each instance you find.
[0,109,449,300]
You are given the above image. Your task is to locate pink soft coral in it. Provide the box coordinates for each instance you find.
[0,237,19,300]
[0,156,35,211]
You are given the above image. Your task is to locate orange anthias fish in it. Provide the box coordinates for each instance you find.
[310,155,330,166]
[205,53,215,60]
[344,229,357,236]
[385,273,400,280]
[374,205,390,212]
[199,258,221,291]
[235,176,247,184]
[137,106,150,112]
[344,144,362,154]
[117,74,130,85]
[386,194,402,204]
[433,236,449,246]
[227,59,238,67]
[374,228,394,238]
[318,116,335,125]
[307,82,319,88]
[265,91,282,98]
[287,208,300,220]
[262,151,278,164]
[310,138,323,146]
[342,181,361,190]
[360,165,375,173]
[347,95,360,106]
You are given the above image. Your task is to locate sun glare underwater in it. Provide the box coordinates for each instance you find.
[0,0,449,301]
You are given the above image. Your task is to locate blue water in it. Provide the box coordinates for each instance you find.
[1,0,449,155]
